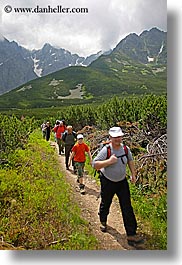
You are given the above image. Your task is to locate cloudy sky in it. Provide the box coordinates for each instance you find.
[0,0,167,57]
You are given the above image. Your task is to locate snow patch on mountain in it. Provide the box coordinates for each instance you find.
[32,56,42,77]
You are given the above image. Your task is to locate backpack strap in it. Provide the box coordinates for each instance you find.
[106,144,128,162]
[73,131,77,138]
[123,144,128,156]
[62,131,67,142]
[106,144,111,159]
[120,145,128,164]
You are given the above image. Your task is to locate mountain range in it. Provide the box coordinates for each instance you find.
[0,27,167,109]
[0,39,108,95]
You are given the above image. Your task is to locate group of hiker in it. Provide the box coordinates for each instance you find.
[41,120,91,194]
[40,120,144,246]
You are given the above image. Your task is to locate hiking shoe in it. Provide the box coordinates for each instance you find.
[79,184,85,194]
[100,222,107,232]
[127,234,144,246]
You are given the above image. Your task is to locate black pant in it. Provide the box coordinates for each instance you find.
[99,174,137,236]
[65,144,75,169]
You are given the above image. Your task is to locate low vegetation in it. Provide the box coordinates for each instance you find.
[0,131,98,250]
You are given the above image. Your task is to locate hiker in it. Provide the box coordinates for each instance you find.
[53,120,67,155]
[44,121,51,141]
[53,120,60,141]
[41,121,46,139]
[92,126,143,246]
[68,134,92,194]
[62,125,77,171]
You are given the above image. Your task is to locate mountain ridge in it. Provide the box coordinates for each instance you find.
[0,27,167,109]
[0,39,107,95]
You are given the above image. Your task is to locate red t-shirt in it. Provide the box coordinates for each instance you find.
[72,142,90,162]
[53,125,66,139]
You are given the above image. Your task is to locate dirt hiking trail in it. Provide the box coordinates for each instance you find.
[51,142,146,250]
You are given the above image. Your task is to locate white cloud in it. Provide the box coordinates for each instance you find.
[0,0,167,56]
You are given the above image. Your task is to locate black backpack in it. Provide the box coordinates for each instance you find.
[62,131,77,142]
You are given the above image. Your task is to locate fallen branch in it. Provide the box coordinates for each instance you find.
[138,152,167,161]
[46,238,68,246]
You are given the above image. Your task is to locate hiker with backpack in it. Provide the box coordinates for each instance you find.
[92,126,143,246]
[68,134,92,194]
[53,120,67,155]
[62,125,77,171]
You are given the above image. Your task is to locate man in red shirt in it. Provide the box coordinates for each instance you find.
[53,121,67,155]
[69,134,92,194]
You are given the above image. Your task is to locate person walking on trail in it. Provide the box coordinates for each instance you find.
[62,125,77,171]
[92,126,143,246]
[44,121,51,141]
[41,121,46,139]
[68,134,92,194]
[53,120,67,155]
[53,120,60,142]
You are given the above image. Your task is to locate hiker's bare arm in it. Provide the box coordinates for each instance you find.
[87,151,92,165]
[93,154,117,170]
[128,160,136,183]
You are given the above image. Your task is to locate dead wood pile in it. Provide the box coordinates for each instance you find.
[80,121,167,189]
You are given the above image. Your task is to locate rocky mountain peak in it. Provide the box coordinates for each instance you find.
[0,27,166,95]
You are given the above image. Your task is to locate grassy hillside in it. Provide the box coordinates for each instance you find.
[0,60,166,109]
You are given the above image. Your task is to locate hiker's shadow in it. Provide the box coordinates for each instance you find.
[85,186,101,199]
[106,225,146,250]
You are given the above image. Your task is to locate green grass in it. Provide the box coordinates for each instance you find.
[0,130,98,250]
[129,185,167,249]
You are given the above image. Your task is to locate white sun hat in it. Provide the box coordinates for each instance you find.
[109,127,124,137]
[77,134,84,139]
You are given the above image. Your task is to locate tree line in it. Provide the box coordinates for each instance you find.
[51,94,167,131]
[0,94,167,161]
